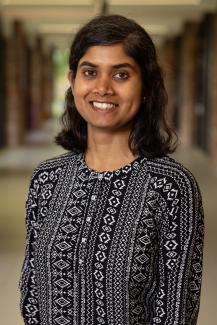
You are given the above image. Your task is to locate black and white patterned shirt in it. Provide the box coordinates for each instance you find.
[19,152,204,325]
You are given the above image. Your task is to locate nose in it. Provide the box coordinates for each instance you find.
[93,75,114,96]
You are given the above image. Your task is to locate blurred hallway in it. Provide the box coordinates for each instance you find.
[0,128,216,324]
[1,1,217,324]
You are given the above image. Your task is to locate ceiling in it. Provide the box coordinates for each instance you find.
[0,0,217,48]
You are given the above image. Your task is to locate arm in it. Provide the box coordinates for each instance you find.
[19,170,41,324]
[151,171,204,325]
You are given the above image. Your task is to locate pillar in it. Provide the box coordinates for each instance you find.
[5,20,28,146]
[0,18,6,148]
[29,36,44,129]
[207,13,217,166]
[41,47,54,120]
[179,22,199,147]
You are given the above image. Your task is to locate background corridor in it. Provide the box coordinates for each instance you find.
[1,0,217,324]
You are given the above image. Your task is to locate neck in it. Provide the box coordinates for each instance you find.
[85,127,138,172]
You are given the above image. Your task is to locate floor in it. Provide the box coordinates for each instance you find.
[0,135,216,324]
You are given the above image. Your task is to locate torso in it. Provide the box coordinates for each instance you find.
[21,152,203,325]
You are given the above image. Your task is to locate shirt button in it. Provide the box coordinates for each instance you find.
[91,195,97,201]
[82,237,87,243]
[79,259,83,265]
[86,217,91,222]
[98,174,103,181]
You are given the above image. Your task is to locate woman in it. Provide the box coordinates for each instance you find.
[19,15,204,325]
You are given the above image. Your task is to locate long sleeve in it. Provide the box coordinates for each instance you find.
[19,170,41,324]
[150,169,204,325]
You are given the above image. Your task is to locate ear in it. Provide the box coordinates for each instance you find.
[68,70,75,94]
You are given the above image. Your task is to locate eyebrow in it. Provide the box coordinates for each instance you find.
[78,61,136,70]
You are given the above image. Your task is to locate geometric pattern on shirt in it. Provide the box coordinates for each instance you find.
[19,152,204,325]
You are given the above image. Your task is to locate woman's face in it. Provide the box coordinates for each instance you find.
[68,43,143,133]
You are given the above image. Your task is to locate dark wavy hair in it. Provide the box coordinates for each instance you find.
[55,14,177,157]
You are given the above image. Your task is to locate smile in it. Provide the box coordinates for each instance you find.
[90,101,117,110]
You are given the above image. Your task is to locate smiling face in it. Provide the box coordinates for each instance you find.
[68,43,143,135]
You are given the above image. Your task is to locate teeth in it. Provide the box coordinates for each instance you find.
[92,101,115,110]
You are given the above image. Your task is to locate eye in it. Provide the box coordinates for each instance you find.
[83,69,97,78]
[113,71,129,81]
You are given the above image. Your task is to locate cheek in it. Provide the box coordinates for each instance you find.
[72,82,81,99]
[73,86,90,119]
[122,81,142,106]
[125,91,142,109]
[74,76,91,93]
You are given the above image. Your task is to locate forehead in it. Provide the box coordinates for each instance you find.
[78,44,138,67]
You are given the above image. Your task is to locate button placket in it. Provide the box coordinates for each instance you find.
[79,175,104,270]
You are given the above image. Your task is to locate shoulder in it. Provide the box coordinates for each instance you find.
[30,151,79,183]
[146,155,201,195]
[34,151,78,172]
